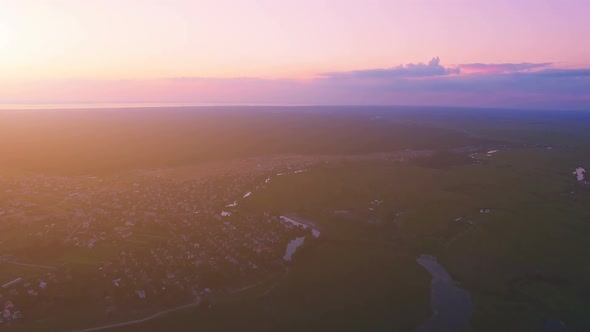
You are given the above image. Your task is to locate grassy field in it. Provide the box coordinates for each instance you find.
[233,145,590,331]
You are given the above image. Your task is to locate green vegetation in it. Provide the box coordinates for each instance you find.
[100,146,590,331]
[242,149,590,331]
[3,107,590,331]
[104,231,430,332]
[0,107,484,174]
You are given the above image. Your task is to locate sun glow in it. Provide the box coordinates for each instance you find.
[0,13,17,53]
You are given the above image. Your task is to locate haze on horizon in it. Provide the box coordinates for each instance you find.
[1,0,589,110]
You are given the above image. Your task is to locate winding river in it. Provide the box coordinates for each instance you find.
[280,216,320,261]
[278,217,473,331]
[415,254,472,332]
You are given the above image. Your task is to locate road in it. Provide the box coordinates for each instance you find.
[71,269,288,332]
[71,296,201,332]
[0,259,57,270]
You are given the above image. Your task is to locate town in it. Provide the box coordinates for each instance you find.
[0,157,328,328]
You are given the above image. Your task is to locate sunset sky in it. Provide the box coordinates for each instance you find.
[1,0,589,109]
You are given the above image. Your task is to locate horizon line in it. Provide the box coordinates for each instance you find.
[0,102,588,112]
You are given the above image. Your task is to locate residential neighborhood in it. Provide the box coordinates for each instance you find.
[0,158,322,327]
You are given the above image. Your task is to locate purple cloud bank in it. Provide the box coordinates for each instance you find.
[321,57,460,79]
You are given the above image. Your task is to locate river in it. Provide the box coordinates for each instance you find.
[415,254,472,332]
[280,216,321,261]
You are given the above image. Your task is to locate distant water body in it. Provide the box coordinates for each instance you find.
[0,103,311,110]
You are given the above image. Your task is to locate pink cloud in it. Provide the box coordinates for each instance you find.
[459,62,552,74]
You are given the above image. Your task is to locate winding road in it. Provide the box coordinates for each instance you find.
[71,297,201,332]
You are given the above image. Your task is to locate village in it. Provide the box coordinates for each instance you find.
[0,159,323,327]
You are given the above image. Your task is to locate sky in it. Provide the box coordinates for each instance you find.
[1,0,589,109]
